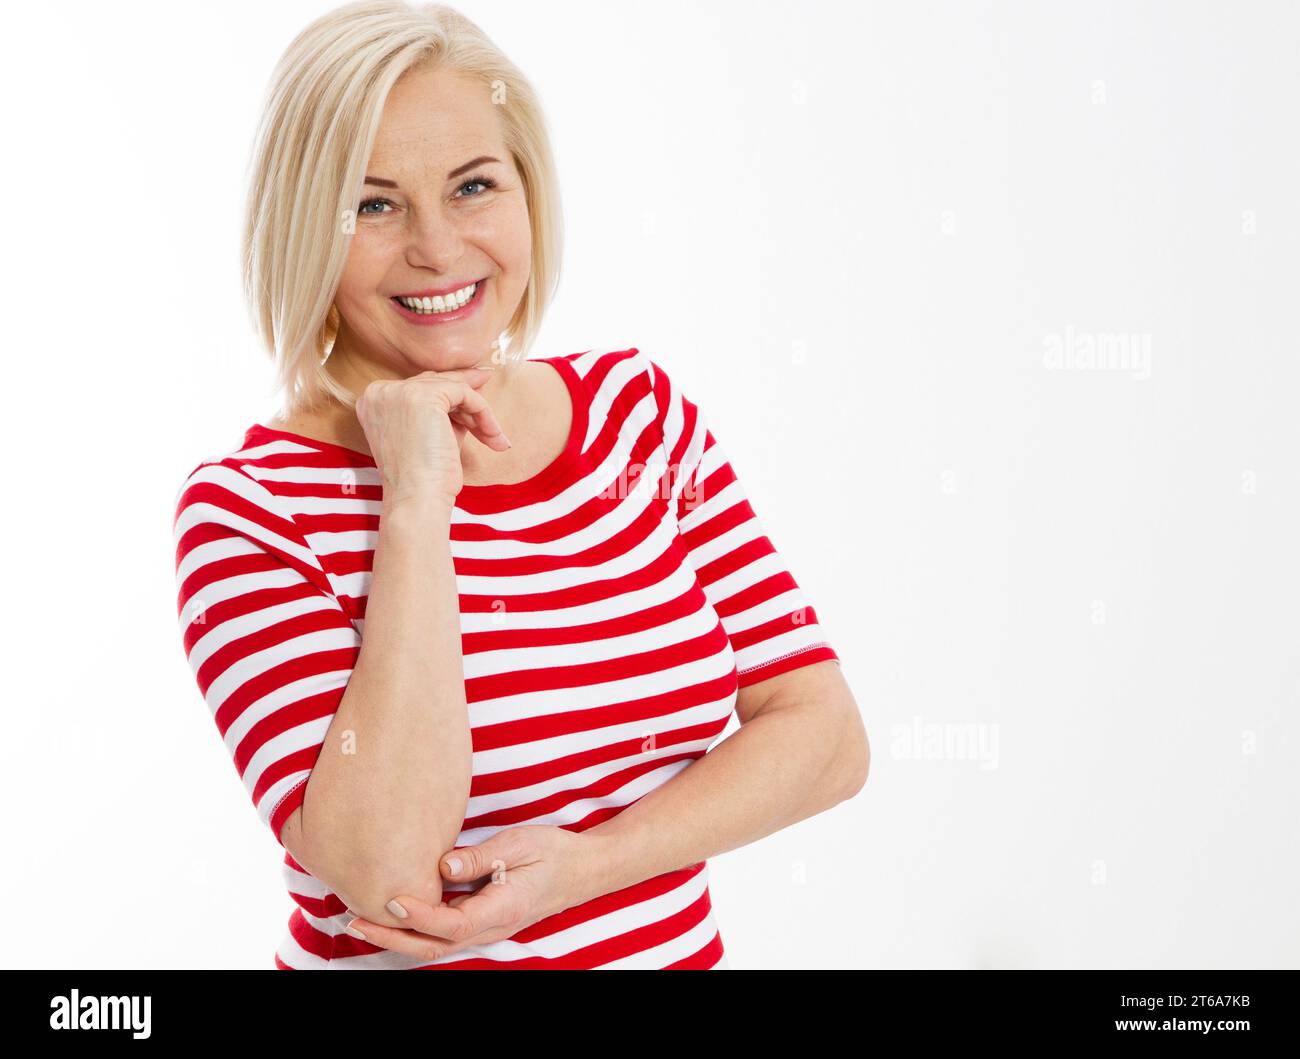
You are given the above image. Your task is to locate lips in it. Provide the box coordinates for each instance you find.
[389,277,487,323]
[391,278,486,299]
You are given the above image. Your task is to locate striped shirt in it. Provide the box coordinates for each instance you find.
[172,346,839,969]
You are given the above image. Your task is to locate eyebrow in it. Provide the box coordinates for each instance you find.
[364,155,503,189]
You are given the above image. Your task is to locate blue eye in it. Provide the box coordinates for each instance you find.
[358,197,393,214]
[456,176,497,198]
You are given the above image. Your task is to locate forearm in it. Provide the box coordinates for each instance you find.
[577,701,860,902]
[293,496,471,921]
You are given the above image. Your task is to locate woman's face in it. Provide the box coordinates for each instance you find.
[331,63,532,380]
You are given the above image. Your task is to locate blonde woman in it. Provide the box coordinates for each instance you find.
[173,0,868,970]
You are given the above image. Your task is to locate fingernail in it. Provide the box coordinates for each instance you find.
[386,899,408,919]
[345,921,367,940]
[446,856,462,875]
[499,433,512,448]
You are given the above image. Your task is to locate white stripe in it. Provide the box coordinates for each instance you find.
[466,638,736,729]
[734,630,832,675]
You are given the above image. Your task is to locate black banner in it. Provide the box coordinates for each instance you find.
[0,969,1291,1045]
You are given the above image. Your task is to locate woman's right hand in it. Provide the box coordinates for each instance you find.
[355,367,510,509]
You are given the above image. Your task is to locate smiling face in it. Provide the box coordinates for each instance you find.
[327,63,533,389]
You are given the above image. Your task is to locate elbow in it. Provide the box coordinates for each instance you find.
[836,725,871,802]
[342,869,446,927]
[284,807,445,925]
[312,847,447,928]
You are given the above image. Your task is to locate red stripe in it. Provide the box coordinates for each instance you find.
[739,645,840,688]
[665,930,725,969]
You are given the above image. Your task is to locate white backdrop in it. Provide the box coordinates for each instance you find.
[1,0,1296,969]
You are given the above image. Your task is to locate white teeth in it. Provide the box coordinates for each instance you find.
[396,282,477,313]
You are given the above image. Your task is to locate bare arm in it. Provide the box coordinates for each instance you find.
[575,660,868,899]
[274,367,505,928]
[277,495,470,927]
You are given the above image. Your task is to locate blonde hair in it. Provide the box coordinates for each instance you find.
[242,0,563,413]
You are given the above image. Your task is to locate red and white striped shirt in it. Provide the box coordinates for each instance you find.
[172,346,839,969]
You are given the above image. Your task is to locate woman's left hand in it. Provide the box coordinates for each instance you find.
[343,825,607,962]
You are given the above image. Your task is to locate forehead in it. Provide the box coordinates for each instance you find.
[368,66,504,169]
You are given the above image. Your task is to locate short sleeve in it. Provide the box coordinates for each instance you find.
[172,459,362,848]
[646,353,841,688]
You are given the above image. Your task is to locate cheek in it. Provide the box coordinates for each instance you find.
[504,200,534,267]
[474,198,533,276]
[337,230,396,303]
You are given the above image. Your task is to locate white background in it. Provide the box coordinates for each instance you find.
[1,0,1296,968]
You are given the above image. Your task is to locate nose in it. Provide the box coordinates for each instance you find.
[403,202,467,272]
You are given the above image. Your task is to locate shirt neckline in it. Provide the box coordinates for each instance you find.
[245,354,590,510]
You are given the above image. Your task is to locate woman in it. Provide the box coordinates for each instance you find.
[173,0,868,970]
